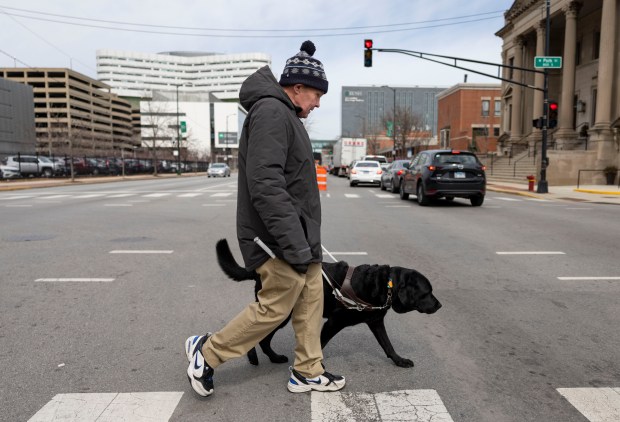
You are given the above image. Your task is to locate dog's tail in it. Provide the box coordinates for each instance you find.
[216,238,256,282]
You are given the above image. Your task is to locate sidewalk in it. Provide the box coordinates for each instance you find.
[0,172,206,192]
[487,180,620,205]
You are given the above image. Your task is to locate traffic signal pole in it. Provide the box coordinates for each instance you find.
[537,0,551,193]
[365,10,553,192]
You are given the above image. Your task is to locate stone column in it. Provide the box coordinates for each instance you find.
[531,22,545,140]
[592,0,617,169]
[509,37,525,143]
[556,2,581,142]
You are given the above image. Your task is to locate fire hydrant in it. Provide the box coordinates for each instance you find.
[526,175,536,191]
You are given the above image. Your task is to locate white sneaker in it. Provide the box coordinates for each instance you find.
[185,334,214,397]
[287,367,345,393]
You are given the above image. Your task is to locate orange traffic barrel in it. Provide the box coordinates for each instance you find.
[316,165,327,191]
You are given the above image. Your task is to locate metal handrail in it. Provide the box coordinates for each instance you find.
[577,169,620,188]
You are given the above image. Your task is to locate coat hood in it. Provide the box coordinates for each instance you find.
[239,66,297,113]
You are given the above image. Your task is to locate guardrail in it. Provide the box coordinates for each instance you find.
[577,169,620,189]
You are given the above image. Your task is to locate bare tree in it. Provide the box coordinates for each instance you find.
[141,101,177,175]
[382,106,425,159]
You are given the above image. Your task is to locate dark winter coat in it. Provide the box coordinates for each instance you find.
[236,66,322,271]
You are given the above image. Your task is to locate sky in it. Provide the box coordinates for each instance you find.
[0,0,515,140]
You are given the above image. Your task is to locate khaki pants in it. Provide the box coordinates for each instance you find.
[202,258,324,378]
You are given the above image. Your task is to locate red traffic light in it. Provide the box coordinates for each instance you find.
[364,39,373,49]
[549,101,558,111]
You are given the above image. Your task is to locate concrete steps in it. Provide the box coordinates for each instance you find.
[482,152,539,184]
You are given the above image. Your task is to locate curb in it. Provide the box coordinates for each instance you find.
[574,188,620,195]
[486,186,544,199]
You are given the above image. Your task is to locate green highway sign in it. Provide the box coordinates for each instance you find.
[180,121,187,133]
[534,56,562,69]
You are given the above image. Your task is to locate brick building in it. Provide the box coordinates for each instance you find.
[437,83,502,154]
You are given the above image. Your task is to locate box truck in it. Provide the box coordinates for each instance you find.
[331,138,367,177]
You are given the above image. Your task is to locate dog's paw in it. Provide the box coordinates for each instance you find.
[268,354,289,364]
[393,358,414,368]
[247,348,259,366]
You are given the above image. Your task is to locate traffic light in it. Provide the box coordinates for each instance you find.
[548,101,558,128]
[364,39,373,67]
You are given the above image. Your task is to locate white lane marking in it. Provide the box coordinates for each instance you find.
[37,195,71,199]
[35,278,115,282]
[211,192,233,197]
[104,204,133,207]
[202,204,226,207]
[28,392,183,422]
[495,197,522,201]
[110,250,173,254]
[142,193,170,198]
[330,252,368,256]
[0,195,33,200]
[345,194,360,198]
[312,389,454,422]
[557,277,620,281]
[496,251,565,255]
[107,193,135,198]
[72,194,105,199]
[178,193,203,197]
[5,204,33,207]
[375,194,396,198]
[557,388,620,422]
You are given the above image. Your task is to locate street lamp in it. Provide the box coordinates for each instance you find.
[175,84,181,175]
[226,113,235,167]
[382,86,397,158]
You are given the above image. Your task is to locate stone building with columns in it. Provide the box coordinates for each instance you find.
[496,0,619,185]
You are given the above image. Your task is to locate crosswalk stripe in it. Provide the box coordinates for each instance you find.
[107,193,135,198]
[211,192,233,197]
[0,195,33,200]
[312,389,454,422]
[557,388,620,422]
[28,392,183,422]
[344,194,360,198]
[38,195,71,199]
[178,193,203,197]
[72,194,105,199]
[142,193,170,198]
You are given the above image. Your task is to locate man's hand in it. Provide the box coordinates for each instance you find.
[291,263,309,275]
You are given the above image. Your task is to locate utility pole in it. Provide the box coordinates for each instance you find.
[383,86,397,158]
[175,84,181,175]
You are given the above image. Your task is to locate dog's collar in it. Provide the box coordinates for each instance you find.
[323,266,393,312]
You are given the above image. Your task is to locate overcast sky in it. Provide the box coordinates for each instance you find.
[0,0,514,140]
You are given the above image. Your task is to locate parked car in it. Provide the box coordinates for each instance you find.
[400,149,486,206]
[207,163,231,177]
[380,159,410,193]
[2,155,55,177]
[349,160,382,187]
[46,157,68,176]
[0,164,21,179]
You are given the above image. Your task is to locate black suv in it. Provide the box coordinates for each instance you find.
[400,150,486,206]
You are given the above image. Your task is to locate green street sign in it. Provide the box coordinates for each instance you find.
[386,121,393,137]
[180,121,187,133]
[534,56,562,69]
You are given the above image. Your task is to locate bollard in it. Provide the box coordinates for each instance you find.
[526,175,535,192]
[316,165,327,191]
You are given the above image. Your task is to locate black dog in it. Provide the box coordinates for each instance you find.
[215,239,442,367]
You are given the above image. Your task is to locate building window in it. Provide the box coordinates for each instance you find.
[481,100,490,116]
[593,31,600,60]
[508,57,514,79]
[494,100,501,116]
[493,127,500,137]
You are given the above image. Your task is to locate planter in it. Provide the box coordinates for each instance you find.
[605,172,617,185]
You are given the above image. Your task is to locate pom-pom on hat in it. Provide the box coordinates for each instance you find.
[279,40,328,94]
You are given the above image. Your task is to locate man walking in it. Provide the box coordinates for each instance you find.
[185,41,345,397]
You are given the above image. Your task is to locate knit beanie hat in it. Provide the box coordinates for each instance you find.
[279,41,328,94]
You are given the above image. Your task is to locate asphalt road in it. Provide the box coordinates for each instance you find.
[1,175,618,421]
